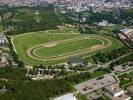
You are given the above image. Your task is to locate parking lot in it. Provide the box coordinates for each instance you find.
[114,62,133,73]
[75,74,116,94]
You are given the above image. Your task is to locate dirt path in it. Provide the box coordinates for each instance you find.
[27,36,112,62]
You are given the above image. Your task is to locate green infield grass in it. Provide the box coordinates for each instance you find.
[33,38,103,57]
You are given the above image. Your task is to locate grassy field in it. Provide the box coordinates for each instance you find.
[12,31,124,65]
[34,38,103,57]
[99,25,124,33]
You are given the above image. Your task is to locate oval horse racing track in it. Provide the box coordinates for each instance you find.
[12,31,124,65]
[27,35,112,62]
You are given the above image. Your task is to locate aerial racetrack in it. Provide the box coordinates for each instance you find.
[12,31,124,65]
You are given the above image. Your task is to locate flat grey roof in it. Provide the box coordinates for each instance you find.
[54,93,77,100]
[104,83,123,95]
[127,85,133,94]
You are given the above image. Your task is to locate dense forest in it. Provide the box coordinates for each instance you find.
[0,67,108,100]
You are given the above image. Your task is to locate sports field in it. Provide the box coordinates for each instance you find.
[12,31,124,65]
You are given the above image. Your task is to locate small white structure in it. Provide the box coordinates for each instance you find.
[118,33,127,40]
[67,58,84,67]
[104,83,131,100]
[54,93,77,100]
[105,84,124,97]
[0,16,2,22]
[0,35,5,45]
[98,20,108,26]
[0,86,8,93]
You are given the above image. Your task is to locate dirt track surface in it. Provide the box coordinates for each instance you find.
[27,36,112,62]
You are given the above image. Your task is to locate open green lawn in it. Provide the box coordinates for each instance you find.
[12,30,124,65]
[98,25,124,34]
[103,25,123,32]
[34,38,103,57]
[0,25,3,32]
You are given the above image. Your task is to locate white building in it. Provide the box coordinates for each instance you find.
[0,16,2,22]
[120,28,133,34]
[120,28,133,41]
[0,35,5,45]
[104,84,131,100]
[118,33,127,40]
[98,20,114,27]
[54,93,77,100]
[98,20,108,26]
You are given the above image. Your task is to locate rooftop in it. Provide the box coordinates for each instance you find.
[112,93,131,100]
[54,93,77,100]
[67,57,84,66]
[104,84,131,100]
[104,83,123,95]
[127,85,133,96]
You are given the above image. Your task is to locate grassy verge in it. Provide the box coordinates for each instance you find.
[118,71,133,87]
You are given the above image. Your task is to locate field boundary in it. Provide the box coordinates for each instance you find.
[11,37,17,53]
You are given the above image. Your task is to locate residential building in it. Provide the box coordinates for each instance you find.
[98,20,108,26]
[120,28,133,41]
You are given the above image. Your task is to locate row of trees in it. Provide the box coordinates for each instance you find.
[110,53,133,67]
[0,79,72,100]
[4,20,59,35]
[0,67,109,100]
[7,36,24,67]
[91,47,133,64]
[62,70,108,85]
[0,67,29,80]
